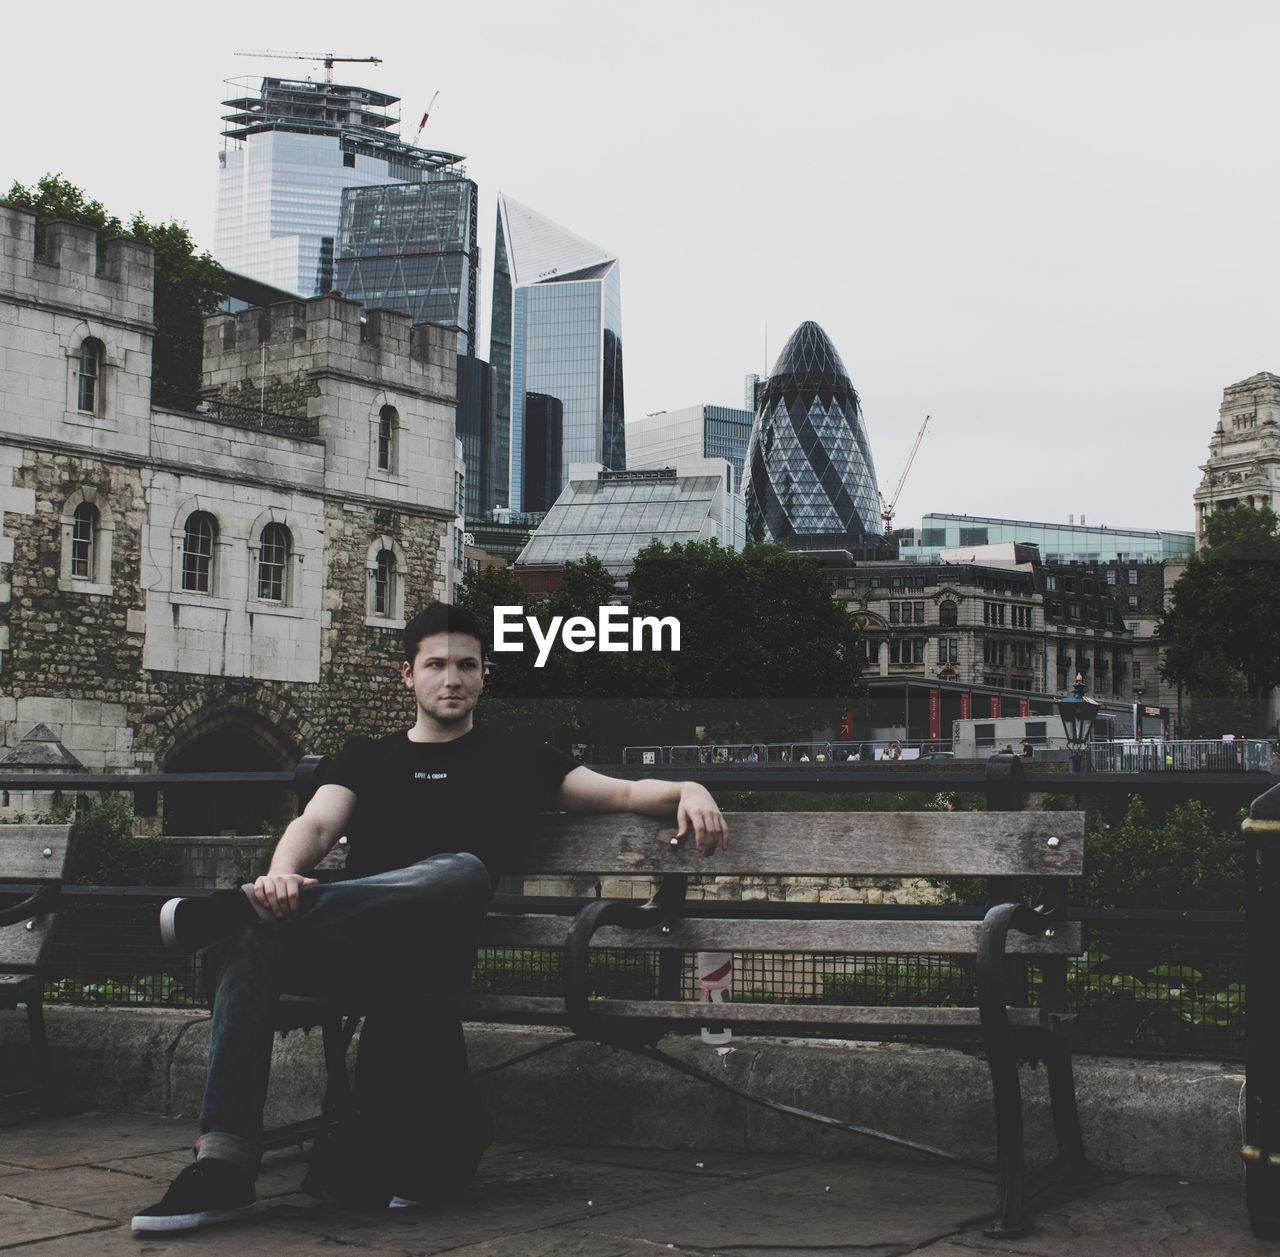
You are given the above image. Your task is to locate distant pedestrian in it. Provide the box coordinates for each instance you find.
[1020,738,1033,758]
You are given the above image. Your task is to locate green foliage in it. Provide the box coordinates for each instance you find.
[823,959,975,1007]
[1159,504,1280,733]
[3,174,227,404]
[68,795,179,886]
[45,973,195,1007]
[1080,796,1243,910]
[470,948,656,998]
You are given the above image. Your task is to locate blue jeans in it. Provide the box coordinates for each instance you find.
[197,852,492,1172]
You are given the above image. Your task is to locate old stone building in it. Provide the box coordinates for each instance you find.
[0,205,462,831]
[1193,372,1280,546]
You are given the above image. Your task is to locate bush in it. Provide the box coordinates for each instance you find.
[66,795,179,886]
[470,948,658,999]
[822,958,975,1007]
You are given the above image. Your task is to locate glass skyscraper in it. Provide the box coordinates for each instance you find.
[490,194,625,514]
[215,76,464,297]
[334,177,479,355]
[743,321,881,550]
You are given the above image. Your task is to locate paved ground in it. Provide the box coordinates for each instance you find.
[0,1110,1272,1256]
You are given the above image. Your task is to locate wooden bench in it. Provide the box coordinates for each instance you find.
[0,825,74,1113]
[269,802,1088,1238]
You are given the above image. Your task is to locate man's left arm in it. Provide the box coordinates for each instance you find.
[556,766,729,856]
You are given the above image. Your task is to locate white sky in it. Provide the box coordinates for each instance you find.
[8,0,1277,533]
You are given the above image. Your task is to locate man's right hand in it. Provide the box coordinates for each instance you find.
[253,872,319,920]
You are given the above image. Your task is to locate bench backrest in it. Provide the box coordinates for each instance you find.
[486,809,1086,958]
[0,825,74,974]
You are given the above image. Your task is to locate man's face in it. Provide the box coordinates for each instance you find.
[402,631,484,727]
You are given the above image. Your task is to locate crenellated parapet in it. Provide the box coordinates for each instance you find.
[202,294,456,404]
[0,205,153,327]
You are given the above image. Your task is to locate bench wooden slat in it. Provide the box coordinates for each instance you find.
[0,827,73,881]
[518,811,1084,877]
[479,915,1082,956]
[463,993,1047,1031]
[1,915,55,972]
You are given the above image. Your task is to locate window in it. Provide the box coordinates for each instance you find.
[974,723,996,749]
[1106,569,1117,585]
[1128,569,1138,586]
[76,338,103,413]
[1025,721,1047,744]
[1013,642,1034,669]
[377,405,398,471]
[889,600,924,625]
[181,512,217,593]
[1045,575,1057,591]
[257,523,290,602]
[937,637,958,664]
[374,549,396,618]
[70,502,97,579]
[1069,603,1082,622]
[1011,605,1032,629]
[983,640,1006,666]
[889,638,925,664]
[983,601,1005,626]
[939,599,958,627]
[1128,595,1139,609]
[1133,661,1142,679]
[1087,606,1100,624]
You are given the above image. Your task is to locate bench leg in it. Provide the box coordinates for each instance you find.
[984,1044,1029,1238]
[320,1014,358,1122]
[26,992,64,1115]
[1044,1037,1089,1174]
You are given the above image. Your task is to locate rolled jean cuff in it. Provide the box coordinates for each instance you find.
[195,1130,259,1177]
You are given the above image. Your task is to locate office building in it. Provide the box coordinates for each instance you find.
[896,513,1195,564]
[335,177,479,355]
[626,404,754,491]
[215,75,463,296]
[490,194,625,513]
[743,321,881,551]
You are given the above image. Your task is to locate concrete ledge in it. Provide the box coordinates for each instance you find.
[1,1006,1246,1180]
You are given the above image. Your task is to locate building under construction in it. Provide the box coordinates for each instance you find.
[215,71,465,297]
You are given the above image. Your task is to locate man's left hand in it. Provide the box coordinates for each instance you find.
[676,782,729,856]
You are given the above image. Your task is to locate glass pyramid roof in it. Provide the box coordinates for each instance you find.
[497,193,615,287]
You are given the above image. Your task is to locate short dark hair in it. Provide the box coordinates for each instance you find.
[402,601,484,663]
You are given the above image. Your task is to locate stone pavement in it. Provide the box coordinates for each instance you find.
[0,1110,1272,1256]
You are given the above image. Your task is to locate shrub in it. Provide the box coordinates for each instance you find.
[66,795,179,886]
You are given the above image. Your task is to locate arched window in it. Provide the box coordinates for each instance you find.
[70,501,98,580]
[939,599,958,627]
[257,523,291,602]
[377,405,397,472]
[77,338,103,414]
[373,549,396,618]
[182,512,217,593]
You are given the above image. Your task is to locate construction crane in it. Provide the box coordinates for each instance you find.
[411,92,441,146]
[235,51,383,83]
[878,414,931,534]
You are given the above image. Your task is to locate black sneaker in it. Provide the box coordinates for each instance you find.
[131,1158,257,1233]
[160,887,259,956]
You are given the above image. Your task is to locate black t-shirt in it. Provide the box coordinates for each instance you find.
[330,726,578,881]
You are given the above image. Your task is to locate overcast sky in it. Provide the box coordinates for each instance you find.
[8,0,1277,534]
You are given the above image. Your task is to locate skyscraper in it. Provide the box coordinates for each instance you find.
[335,177,479,355]
[743,321,881,550]
[490,194,625,514]
[215,75,463,296]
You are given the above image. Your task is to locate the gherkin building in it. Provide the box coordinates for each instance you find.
[743,321,881,550]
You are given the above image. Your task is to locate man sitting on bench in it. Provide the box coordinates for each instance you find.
[132,600,728,1233]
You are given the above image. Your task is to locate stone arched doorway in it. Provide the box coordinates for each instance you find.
[162,711,299,838]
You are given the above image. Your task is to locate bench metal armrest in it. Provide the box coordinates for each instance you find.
[977,902,1055,1047]
[562,877,686,1048]
[0,885,59,928]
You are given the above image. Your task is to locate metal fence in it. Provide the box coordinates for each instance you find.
[29,889,1245,1060]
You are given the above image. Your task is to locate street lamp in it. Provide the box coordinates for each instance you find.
[1059,672,1099,773]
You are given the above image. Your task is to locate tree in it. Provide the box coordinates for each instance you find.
[1158,504,1280,733]
[3,174,227,404]
[628,540,867,739]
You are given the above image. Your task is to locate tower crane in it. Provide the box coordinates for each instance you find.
[234,51,383,83]
[412,92,441,146]
[878,414,931,534]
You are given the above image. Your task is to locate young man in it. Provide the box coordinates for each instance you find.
[132,601,727,1233]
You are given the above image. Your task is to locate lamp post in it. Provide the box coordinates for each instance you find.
[1059,672,1099,774]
